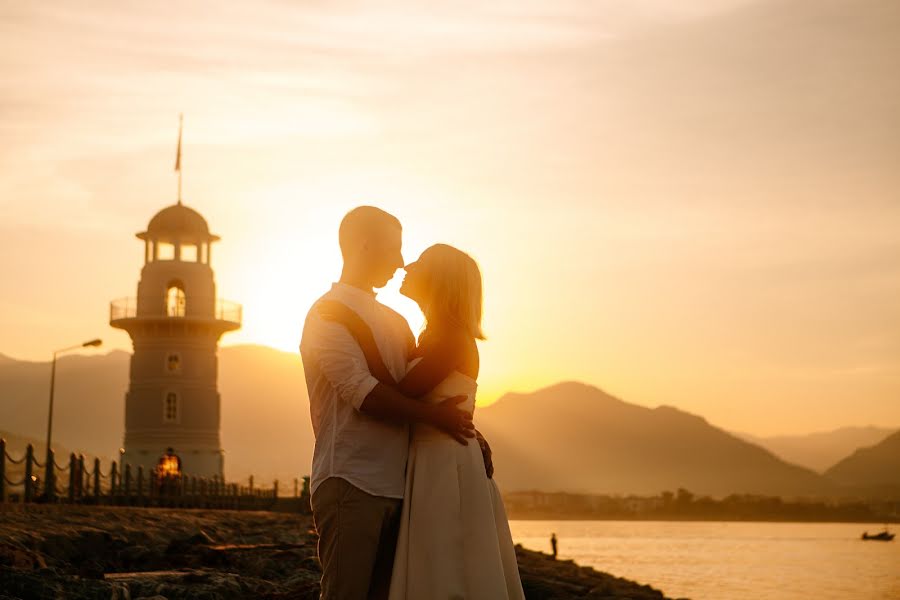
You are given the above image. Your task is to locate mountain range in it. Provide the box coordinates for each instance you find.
[476,382,837,498]
[825,430,900,490]
[1,346,897,498]
[735,427,898,473]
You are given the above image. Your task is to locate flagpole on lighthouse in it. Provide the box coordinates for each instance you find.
[175,113,183,205]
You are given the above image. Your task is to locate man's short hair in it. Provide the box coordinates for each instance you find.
[339,206,402,257]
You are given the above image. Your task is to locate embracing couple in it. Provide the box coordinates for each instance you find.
[300,206,525,600]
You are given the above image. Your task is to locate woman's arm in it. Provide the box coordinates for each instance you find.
[316,301,396,386]
[317,301,473,399]
[395,331,471,398]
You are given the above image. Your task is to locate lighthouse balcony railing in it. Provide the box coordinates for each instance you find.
[110,297,242,325]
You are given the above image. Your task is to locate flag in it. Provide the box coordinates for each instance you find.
[175,114,183,172]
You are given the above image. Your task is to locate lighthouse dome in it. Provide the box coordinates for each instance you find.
[137,203,220,242]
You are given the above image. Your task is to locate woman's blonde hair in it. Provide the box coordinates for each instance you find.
[417,244,485,341]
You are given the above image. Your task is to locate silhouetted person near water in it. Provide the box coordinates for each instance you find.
[551,533,558,559]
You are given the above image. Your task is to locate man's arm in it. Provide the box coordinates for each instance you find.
[301,312,381,410]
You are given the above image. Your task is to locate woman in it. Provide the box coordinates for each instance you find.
[318,243,524,600]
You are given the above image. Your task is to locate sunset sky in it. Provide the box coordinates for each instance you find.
[1,0,898,436]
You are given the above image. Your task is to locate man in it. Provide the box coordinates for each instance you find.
[300,206,477,599]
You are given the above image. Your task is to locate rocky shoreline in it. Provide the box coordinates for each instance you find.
[0,505,681,599]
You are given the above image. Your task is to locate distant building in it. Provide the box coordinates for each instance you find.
[110,201,241,478]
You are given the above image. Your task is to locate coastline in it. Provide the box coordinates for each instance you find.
[0,505,682,599]
[507,515,897,523]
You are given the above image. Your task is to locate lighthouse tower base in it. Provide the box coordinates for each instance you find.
[124,445,224,480]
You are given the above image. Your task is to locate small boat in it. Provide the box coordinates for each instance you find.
[861,530,895,542]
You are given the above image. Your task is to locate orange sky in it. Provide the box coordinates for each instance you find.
[1,0,898,436]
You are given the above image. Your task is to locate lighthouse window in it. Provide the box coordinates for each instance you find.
[166,353,181,373]
[181,244,198,262]
[157,242,175,260]
[164,392,179,423]
[166,284,186,317]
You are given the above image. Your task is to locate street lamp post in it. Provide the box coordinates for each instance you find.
[45,338,102,500]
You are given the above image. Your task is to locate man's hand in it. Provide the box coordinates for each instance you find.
[475,429,494,479]
[429,396,475,445]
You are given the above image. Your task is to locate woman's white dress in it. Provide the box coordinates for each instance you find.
[388,366,525,600]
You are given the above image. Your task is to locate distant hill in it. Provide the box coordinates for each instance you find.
[0,350,132,459]
[476,382,837,498]
[0,345,313,485]
[217,345,312,484]
[824,430,900,492]
[736,427,898,473]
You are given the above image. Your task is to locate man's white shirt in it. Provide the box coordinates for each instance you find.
[300,283,414,499]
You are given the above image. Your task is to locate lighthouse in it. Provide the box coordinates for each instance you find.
[110,203,241,478]
[110,157,241,478]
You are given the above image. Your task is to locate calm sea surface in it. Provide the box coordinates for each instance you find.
[509,520,900,600]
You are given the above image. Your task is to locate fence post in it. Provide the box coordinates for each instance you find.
[274,479,279,499]
[0,438,5,503]
[110,461,118,502]
[249,475,254,495]
[137,466,144,503]
[68,453,76,502]
[124,464,132,501]
[93,458,101,499]
[46,447,55,502]
[77,455,85,499]
[24,444,34,502]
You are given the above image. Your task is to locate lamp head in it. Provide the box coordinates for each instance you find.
[82,339,102,348]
